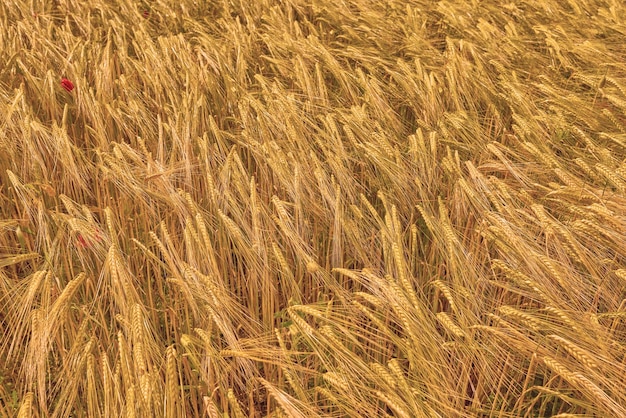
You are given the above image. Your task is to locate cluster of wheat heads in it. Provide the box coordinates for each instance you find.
[1,0,625,416]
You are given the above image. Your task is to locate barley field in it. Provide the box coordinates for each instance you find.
[1,0,625,417]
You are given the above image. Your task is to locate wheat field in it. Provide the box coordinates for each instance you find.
[1,0,625,417]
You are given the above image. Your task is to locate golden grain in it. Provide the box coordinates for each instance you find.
[2,1,625,415]
[375,390,412,418]
[16,392,33,418]
[436,312,467,339]
[431,280,458,313]
[548,334,599,370]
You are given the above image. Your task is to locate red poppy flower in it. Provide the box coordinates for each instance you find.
[142,10,149,18]
[77,230,103,248]
[77,234,88,247]
[61,78,74,92]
